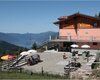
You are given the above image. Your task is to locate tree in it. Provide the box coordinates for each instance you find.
[98,12,100,18]
[95,14,98,18]
[31,42,37,50]
[95,12,100,19]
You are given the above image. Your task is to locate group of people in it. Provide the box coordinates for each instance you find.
[63,51,79,60]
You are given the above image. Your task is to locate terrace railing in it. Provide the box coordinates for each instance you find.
[50,36,100,42]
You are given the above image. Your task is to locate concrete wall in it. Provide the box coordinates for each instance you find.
[59,29,100,41]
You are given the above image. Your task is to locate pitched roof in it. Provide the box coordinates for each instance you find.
[54,12,100,24]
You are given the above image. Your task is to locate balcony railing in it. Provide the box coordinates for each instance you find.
[50,36,100,42]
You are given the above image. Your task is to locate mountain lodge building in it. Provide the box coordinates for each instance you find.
[50,13,100,51]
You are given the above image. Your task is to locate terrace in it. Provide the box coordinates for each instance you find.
[50,36,100,42]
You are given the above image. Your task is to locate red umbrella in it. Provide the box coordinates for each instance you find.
[1,55,16,60]
[8,55,16,59]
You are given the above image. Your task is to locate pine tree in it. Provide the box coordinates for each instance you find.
[95,12,100,19]
[32,42,37,50]
[98,12,100,19]
[95,14,98,18]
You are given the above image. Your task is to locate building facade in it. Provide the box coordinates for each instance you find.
[51,13,100,51]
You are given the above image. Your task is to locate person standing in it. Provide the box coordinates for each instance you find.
[63,53,67,59]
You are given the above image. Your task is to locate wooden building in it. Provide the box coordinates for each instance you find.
[50,13,100,51]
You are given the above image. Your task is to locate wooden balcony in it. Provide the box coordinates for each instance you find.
[49,36,100,42]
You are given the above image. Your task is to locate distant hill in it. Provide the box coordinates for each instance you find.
[0,31,57,48]
[0,41,24,55]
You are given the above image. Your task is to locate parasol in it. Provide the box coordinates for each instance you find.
[1,55,16,60]
[81,44,90,48]
[71,44,79,48]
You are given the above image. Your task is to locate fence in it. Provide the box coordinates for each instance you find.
[50,36,100,42]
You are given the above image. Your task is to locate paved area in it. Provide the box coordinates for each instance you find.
[70,51,98,79]
[22,50,99,77]
[22,52,71,75]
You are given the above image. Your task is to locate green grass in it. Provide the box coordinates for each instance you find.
[0,71,68,79]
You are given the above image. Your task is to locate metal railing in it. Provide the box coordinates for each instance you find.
[50,36,100,42]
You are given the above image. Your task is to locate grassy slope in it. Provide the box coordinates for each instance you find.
[0,41,24,55]
[0,71,67,79]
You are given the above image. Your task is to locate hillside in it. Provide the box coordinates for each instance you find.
[0,31,57,48]
[0,41,24,56]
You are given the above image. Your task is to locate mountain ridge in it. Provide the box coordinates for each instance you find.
[0,31,58,48]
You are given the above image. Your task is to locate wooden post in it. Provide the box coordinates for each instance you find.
[68,60,71,78]
[41,67,44,75]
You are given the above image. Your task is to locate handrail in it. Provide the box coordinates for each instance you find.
[37,40,49,49]
[50,36,100,42]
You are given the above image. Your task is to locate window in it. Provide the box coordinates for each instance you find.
[65,21,68,24]
[93,42,97,45]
